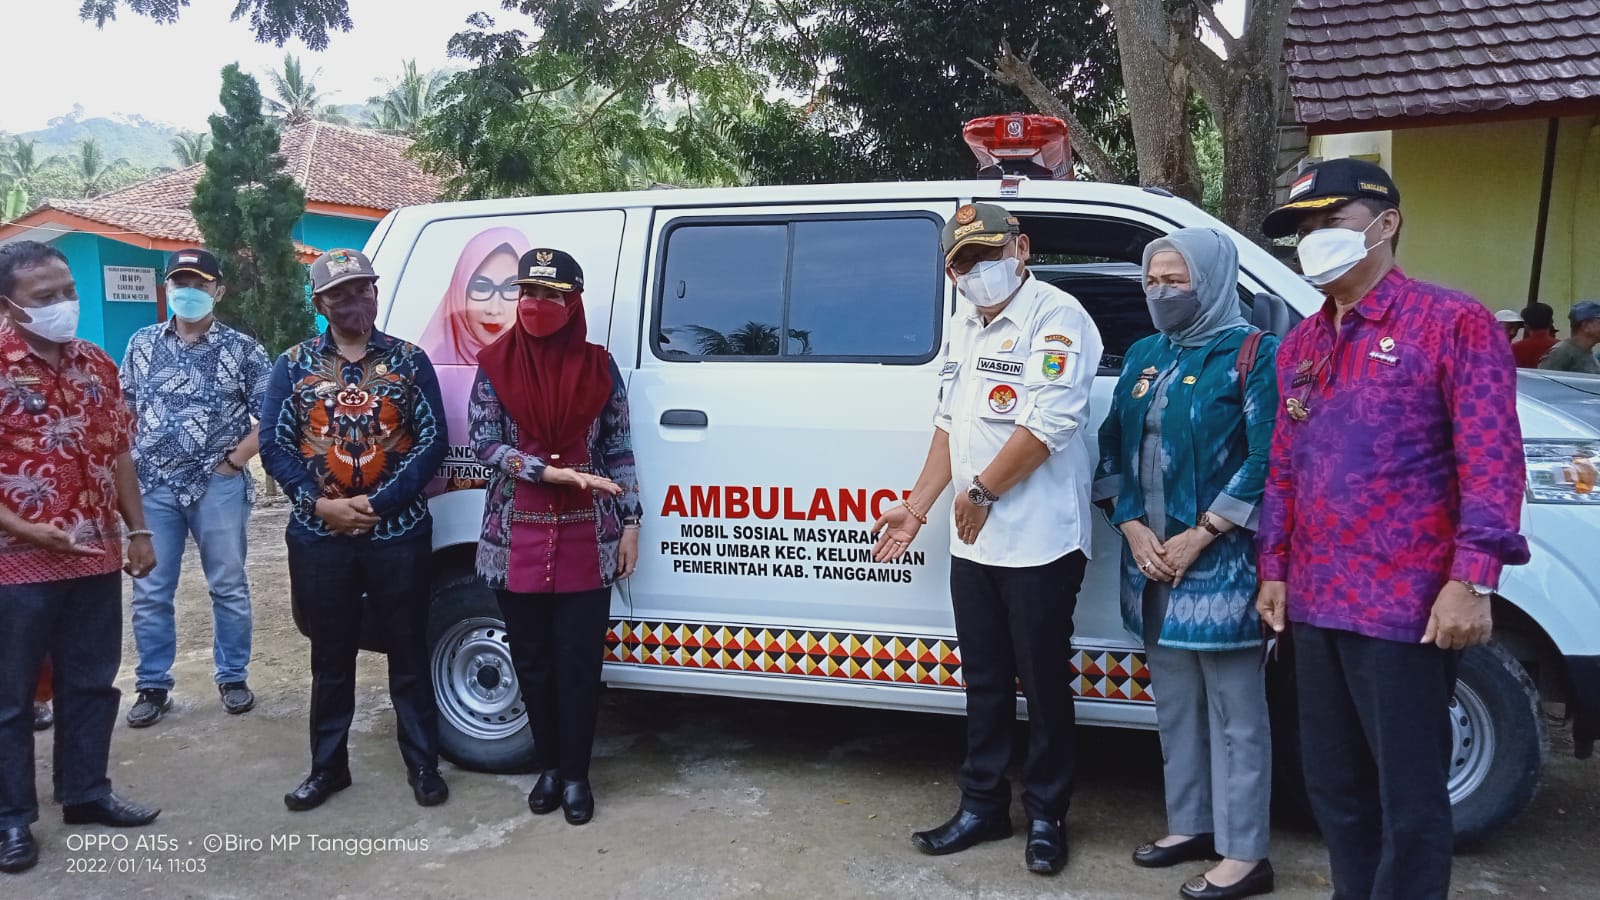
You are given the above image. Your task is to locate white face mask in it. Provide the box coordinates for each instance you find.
[8,299,80,344]
[1296,214,1386,287]
[955,257,1025,308]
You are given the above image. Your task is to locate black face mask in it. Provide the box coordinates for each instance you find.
[323,294,378,335]
[1146,285,1202,334]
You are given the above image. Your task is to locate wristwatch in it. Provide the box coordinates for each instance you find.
[1199,511,1224,537]
[1461,581,1494,598]
[967,476,999,508]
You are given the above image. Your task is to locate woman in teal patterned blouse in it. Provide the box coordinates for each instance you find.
[1094,228,1281,900]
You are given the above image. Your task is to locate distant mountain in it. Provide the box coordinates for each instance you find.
[11,104,389,172]
[16,106,187,171]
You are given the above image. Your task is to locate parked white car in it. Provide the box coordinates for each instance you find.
[356,178,1600,844]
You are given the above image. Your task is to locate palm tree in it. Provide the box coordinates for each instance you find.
[69,138,130,198]
[171,132,210,167]
[1,137,47,188]
[367,60,448,136]
[265,53,346,126]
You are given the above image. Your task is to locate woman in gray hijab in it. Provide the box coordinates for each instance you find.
[1093,227,1281,900]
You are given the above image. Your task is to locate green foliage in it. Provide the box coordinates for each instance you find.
[192,64,314,356]
[67,138,132,197]
[415,1,1126,194]
[264,53,348,125]
[367,60,450,136]
[78,0,353,50]
[775,0,1126,182]
[413,27,752,198]
[1193,106,1223,218]
[171,132,210,167]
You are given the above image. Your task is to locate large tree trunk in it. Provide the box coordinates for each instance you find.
[1215,66,1282,243]
[1185,0,1297,242]
[1107,0,1204,202]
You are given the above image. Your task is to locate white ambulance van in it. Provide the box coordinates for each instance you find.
[364,176,1600,844]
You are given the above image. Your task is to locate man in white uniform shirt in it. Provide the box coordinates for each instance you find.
[873,202,1102,876]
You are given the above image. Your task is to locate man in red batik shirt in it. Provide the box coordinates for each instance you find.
[1256,160,1529,900]
[0,242,161,875]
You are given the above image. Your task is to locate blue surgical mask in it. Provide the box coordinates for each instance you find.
[167,286,215,322]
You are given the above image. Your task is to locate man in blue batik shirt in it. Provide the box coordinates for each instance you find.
[120,249,271,727]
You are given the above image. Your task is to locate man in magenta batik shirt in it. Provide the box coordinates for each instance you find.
[1256,159,1529,900]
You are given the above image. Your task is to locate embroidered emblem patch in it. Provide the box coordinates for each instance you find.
[1044,334,1073,347]
[955,204,978,225]
[536,250,555,266]
[1000,338,1015,351]
[1042,352,1065,381]
[988,384,1018,414]
[325,249,363,276]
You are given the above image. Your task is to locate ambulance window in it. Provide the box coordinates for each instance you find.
[654,214,942,362]
[787,217,940,359]
[658,224,787,357]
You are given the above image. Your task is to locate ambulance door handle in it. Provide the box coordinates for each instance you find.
[660,409,708,427]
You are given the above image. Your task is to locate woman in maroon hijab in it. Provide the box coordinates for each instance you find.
[469,248,642,825]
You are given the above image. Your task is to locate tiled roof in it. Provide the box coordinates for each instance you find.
[1285,0,1600,130]
[31,200,317,258]
[96,121,442,212]
[50,200,205,243]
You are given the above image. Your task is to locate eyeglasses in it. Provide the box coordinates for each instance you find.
[467,276,519,302]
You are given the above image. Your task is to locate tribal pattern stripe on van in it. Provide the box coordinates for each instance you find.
[604,620,1154,703]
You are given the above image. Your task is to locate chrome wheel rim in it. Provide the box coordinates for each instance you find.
[1448,682,1494,806]
[431,616,526,741]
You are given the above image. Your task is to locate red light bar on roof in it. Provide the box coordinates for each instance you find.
[963,114,1072,181]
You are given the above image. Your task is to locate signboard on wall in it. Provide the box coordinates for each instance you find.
[104,266,158,302]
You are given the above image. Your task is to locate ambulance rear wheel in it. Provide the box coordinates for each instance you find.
[426,572,537,773]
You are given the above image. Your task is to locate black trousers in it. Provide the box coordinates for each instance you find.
[950,551,1086,822]
[1295,622,1459,900]
[286,532,438,774]
[0,573,122,828]
[497,589,610,782]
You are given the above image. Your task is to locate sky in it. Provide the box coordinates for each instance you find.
[0,0,1246,135]
[1,0,497,132]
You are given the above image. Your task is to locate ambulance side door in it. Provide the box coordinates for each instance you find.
[625,201,960,640]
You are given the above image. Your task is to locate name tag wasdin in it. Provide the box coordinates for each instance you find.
[976,357,1024,377]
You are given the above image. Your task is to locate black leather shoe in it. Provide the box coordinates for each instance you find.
[528,770,561,815]
[561,781,594,825]
[408,766,448,807]
[1025,818,1068,874]
[0,827,38,874]
[284,770,352,812]
[32,702,52,732]
[1180,859,1275,899]
[911,809,1013,856]
[62,793,160,827]
[1133,833,1219,868]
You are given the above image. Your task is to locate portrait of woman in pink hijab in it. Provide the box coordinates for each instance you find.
[420,226,532,366]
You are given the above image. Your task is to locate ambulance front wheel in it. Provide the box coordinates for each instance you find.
[1266,638,1547,847]
[426,571,538,773]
